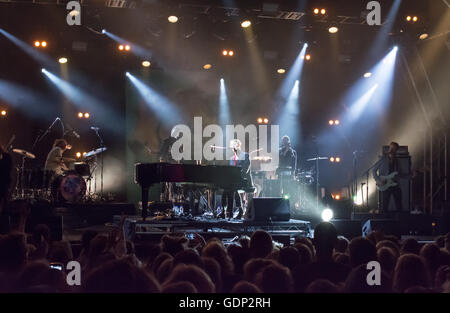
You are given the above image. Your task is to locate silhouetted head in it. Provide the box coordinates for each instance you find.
[313,222,338,260]
[243,258,275,283]
[344,263,392,293]
[164,264,215,293]
[279,246,300,271]
[401,238,420,255]
[231,281,261,293]
[348,237,377,268]
[83,259,161,293]
[256,263,293,293]
[393,254,429,293]
[306,279,340,293]
[250,230,273,258]
[162,281,197,293]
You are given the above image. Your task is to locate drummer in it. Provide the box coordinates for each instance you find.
[44,139,72,176]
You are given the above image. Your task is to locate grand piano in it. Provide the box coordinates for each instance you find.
[135,163,243,218]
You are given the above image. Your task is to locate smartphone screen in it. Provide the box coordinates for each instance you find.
[50,263,63,271]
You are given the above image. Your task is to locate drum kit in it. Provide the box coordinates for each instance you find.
[11,147,107,203]
[250,156,317,211]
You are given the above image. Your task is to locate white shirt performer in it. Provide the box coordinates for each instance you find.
[44,139,72,175]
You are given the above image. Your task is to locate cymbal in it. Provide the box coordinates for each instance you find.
[306,157,329,161]
[12,148,35,159]
[251,156,272,161]
[83,147,107,158]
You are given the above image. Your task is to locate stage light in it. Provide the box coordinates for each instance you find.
[329,120,334,125]
[76,152,81,158]
[313,8,319,14]
[102,29,106,34]
[168,15,178,23]
[257,117,263,124]
[364,72,372,78]
[321,208,333,222]
[41,68,45,73]
[58,57,68,64]
[328,26,338,34]
[263,118,269,124]
[142,60,151,67]
[222,50,228,56]
[34,41,40,47]
[305,54,311,61]
[41,41,47,47]
[84,112,90,118]
[241,20,251,28]
[118,45,124,51]
[413,16,418,22]
[330,157,335,162]
[419,33,428,40]
[228,50,234,56]
[406,16,411,21]
[321,9,326,15]
[203,64,212,70]
[219,78,230,126]
[125,72,130,76]
[283,194,290,200]
[334,120,340,125]
[277,68,286,74]
[125,44,131,51]
[77,112,83,118]
[335,157,341,162]
[335,194,341,200]
[1,110,6,116]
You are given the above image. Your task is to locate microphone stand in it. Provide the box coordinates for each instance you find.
[93,128,105,201]
[33,118,64,150]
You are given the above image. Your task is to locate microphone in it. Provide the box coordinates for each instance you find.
[90,126,100,131]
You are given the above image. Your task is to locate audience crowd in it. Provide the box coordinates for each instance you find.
[0,214,450,293]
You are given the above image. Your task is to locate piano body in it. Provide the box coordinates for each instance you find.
[135,162,243,218]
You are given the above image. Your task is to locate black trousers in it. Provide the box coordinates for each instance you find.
[222,190,242,217]
[381,185,402,212]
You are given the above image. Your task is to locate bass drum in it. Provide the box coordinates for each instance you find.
[51,173,86,203]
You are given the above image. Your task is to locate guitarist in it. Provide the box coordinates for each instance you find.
[372,142,403,213]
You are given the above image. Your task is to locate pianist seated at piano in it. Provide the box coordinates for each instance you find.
[219,139,255,219]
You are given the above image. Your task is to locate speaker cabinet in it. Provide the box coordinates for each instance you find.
[246,197,290,222]
[362,219,401,238]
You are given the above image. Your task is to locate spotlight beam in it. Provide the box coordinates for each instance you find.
[41,69,120,133]
[0,79,54,120]
[0,29,56,69]
[126,72,183,127]
[278,43,307,100]
[278,80,300,144]
[219,79,231,127]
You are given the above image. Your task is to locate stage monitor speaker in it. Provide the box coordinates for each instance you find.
[246,197,290,222]
[331,219,362,239]
[362,219,401,238]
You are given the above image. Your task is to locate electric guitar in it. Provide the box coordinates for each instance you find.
[376,171,398,191]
